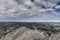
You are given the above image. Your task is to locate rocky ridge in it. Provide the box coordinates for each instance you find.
[0,22,60,40]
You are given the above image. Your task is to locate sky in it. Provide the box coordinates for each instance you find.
[0,0,60,22]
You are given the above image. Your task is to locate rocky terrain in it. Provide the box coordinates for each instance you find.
[0,22,60,40]
[1,27,49,40]
[0,0,60,40]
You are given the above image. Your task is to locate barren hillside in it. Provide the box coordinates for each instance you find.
[0,22,60,40]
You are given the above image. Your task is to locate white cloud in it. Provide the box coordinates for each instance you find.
[0,0,60,22]
[55,5,60,9]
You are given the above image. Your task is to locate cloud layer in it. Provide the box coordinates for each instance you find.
[0,0,60,22]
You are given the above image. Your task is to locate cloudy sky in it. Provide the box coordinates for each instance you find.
[0,0,60,22]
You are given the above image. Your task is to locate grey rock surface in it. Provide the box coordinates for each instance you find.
[1,27,49,40]
[49,32,60,40]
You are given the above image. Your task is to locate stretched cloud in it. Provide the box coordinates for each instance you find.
[0,0,60,22]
